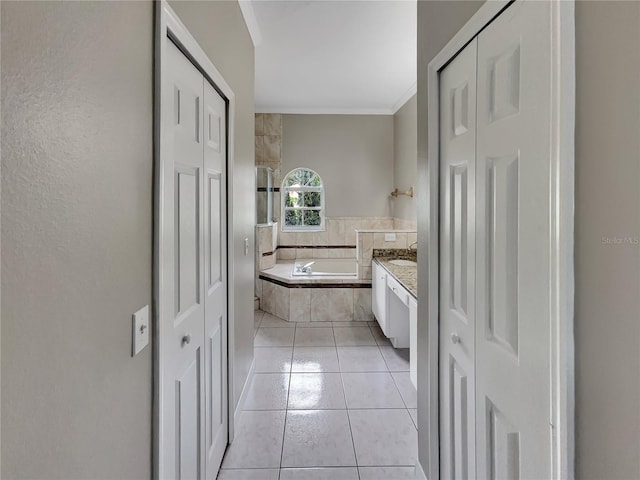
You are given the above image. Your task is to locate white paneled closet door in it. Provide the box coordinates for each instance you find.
[439,1,554,478]
[203,78,228,475]
[474,1,552,478]
[439,38,478,480]
[161,37,228,480]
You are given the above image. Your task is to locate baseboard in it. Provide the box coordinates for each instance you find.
[415,458,427,480]
[232,359,255,439]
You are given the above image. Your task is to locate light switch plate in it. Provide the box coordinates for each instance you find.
[132,305,150,357]
[384,233,397,242]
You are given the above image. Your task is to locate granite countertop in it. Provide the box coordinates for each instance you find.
[373,249,418,299]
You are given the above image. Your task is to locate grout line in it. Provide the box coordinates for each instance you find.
[335,326,361,479]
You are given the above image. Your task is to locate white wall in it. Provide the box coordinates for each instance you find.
[1,1,255,478]
[392,95,417,224]
[282,114,394,218]
[416,1,640,477]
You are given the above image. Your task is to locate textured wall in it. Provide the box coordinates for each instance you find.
[282,114,394,218]
[392,95,417,224]
[574,1,640,478]
[167,0,256,417]
[1,0,255,478]
[1,2,154,478]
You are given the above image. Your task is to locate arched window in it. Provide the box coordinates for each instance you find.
[281,168,325,231]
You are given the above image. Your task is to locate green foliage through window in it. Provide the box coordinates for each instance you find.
[282,168,324,230]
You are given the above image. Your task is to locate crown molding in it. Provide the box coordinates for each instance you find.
[238,0,262,47]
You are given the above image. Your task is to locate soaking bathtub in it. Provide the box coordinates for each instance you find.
[292,258,358,276]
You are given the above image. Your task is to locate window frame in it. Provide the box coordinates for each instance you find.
[281,168,325,232]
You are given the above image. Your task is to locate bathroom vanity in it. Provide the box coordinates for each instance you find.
[371,254,417,388]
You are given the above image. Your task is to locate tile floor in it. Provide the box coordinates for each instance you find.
[217,311,419,480]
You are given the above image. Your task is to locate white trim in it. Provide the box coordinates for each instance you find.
[391,81,417,114]
[154,2,237,478]
[233,359,255,434]
[238,0,262,47]
[255,106,396,115]
[421,1,575,479]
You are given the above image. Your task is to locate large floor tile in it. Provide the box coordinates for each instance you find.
[333,327,377,346]
[358,466,418,479]
[379,346,410,371]
[218,468,280,479]
[221,410,285,468]
[296,321,333,327]
[280,467,359,479]
[244,373,290,410]
[391,372,417,408]
[332,321,370,327]
[349,409,417,466]
[292,347,340,373]
[255,327,295,347]
[369,325,392,346]
[342,372,405,409]
[254,346,293,373]
[294,327,335,347]
[336,346,388,372]
[288,373,346,410]
[408,409,418,429]
[254,310,264,328]
[260,312,293,327]
[281,410,356,467]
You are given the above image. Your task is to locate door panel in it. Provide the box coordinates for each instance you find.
[176,167,201,317]
[439,37,477,480]
[162,37,228,480]
[177,350,202,480]
[475,1,552,478]
[203,79,228,476]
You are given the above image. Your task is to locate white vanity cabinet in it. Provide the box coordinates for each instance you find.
[372,261,388,335]
[386,274,410,349]
[409,297,417,388]
[372,259,418,388]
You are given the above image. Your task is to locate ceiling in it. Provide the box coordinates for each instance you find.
[241,0,417,115]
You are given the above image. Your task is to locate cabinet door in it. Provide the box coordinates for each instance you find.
[409,297,417,389]
[371,262,388,335]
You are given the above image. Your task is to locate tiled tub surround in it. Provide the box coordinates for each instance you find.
[372,249,418,298]
[356,230,417,280]
[259,262,373,323]
[277,217,395,261]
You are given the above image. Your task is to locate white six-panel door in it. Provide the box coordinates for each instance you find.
[161,37,228,480]
[475,2,552,478]
[203,78,228,475]
[439,1,554,478]
[439,37,478,480]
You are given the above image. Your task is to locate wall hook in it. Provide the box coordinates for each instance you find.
[390,186,414,198]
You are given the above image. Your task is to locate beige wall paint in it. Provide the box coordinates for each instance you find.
[282,115,394,218]
[1,2,153,478]
[1,1,254,478]
[169,0,256,425]
[417,0,640,478]
[574,2,640,478]
[392,94,417,224]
